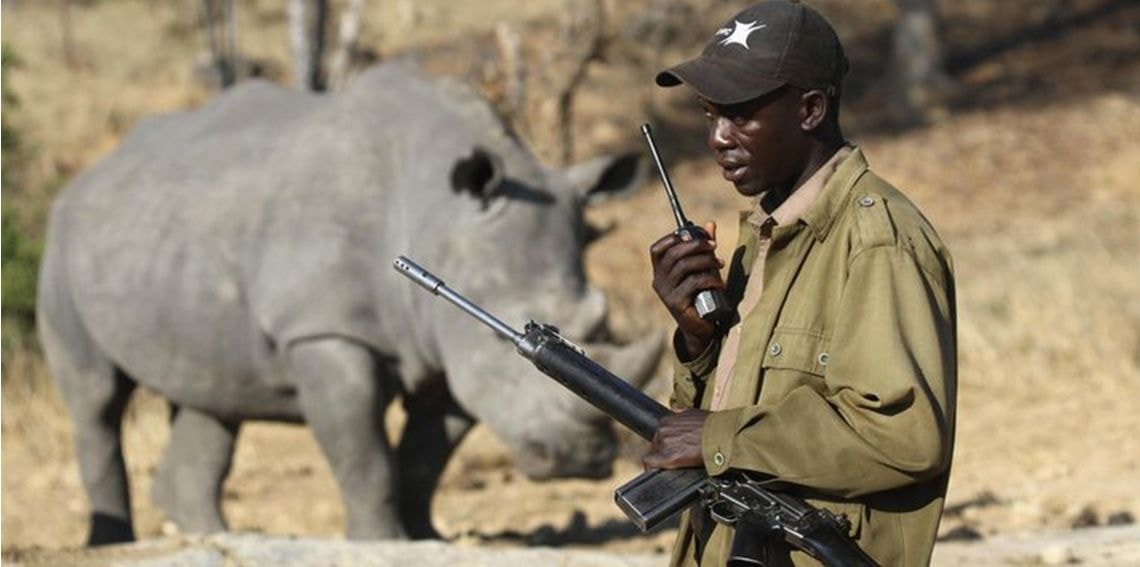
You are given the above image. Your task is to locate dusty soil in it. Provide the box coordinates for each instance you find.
[5,526,1140,566]
[3,0,1140,561]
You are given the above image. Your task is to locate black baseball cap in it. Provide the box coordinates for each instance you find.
[656,0,848,105]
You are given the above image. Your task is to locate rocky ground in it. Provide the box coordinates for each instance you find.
[5,526,1140,567]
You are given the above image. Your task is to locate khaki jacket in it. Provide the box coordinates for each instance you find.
[669,148,957,566]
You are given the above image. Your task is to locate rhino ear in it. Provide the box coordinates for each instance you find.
[565,152,648,206]
[451,147,504,206]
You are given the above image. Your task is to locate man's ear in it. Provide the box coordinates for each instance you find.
[800,89,829,132]
[564,152,648,206]
[451,147,504,207]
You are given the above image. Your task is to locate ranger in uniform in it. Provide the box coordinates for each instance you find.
[643,1,957,565]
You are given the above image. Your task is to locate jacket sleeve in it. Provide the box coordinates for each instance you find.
[700,245,956,497]
[669,329,720,409]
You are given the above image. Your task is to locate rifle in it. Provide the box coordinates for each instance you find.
[392,255,877,567]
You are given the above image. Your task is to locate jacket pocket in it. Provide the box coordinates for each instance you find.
[761,328,831,378]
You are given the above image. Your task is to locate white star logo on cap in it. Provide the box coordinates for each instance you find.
[718,20,767,50]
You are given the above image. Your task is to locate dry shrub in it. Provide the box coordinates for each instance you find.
[2,0,1138,552]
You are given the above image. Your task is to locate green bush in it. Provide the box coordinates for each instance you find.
[2,204,42,326]
[2,42,42,347]
[2,43,25,193]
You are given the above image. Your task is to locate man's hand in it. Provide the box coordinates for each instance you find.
[650,221,725,359]
[643,408,710,469]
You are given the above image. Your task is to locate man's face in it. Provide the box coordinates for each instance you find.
[700,87,809,197]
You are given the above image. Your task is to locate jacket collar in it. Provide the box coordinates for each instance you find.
[801,146,869,241]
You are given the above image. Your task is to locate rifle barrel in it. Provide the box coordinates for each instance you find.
[393,256,524,345]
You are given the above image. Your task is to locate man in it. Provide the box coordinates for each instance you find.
[642,1,957,565]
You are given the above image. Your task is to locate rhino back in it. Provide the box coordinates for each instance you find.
[119,80,315,153]
[43,82,323,415]
[47,63,537,415]
[245,64,545,369]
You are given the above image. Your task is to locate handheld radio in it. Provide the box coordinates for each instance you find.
[641,123,731,322]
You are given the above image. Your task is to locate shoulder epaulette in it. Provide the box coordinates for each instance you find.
[852,190,897,250]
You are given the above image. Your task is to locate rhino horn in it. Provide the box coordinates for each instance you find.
[559,287,608,342]
[584,329,666,394]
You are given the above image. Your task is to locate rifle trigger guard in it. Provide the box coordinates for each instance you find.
[709,500,740,526]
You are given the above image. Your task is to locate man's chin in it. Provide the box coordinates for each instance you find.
[732,179,765,197]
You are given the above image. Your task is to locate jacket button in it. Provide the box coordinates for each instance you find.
[818,352,829,366]
[769,342,782,356]
[859,195,875,207]
[713,452,726,466]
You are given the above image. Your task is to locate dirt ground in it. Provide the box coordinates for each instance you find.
[3,0,1139,560]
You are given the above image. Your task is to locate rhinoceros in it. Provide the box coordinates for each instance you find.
[37,62,664,545]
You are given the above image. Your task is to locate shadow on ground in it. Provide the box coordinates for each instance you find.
[471,510,679,548]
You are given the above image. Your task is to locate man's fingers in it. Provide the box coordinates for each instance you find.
[658,238,717,275]
[704,220,717,242]
[665,255,723,288]
[674,274,726,300]
[642,450,681,470]
[649,233,680,262]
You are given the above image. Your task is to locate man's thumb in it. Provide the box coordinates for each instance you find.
[704,220,717,243]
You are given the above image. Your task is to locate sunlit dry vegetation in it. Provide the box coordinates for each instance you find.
[2,0,1138,555]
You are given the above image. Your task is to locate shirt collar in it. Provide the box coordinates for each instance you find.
[801,146,870,241]
[746,145,855,234]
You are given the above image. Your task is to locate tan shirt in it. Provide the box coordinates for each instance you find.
[708,146,852,411]
[668,148,957,566]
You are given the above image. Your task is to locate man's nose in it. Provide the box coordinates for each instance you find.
[707,117,734,152]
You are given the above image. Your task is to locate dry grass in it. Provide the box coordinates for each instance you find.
[3,0,1139,554]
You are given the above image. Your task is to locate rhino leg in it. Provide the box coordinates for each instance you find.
[151,405,238,534]
[288,337,406,539]
[397,389,475,539]
[64,366,137,546]
[54,362,137,544]
[39,281,137,545]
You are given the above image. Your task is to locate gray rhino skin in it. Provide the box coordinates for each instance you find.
[37,63,664,545]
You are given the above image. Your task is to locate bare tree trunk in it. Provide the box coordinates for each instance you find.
[328,0,366,91]
[224,0,237,75]
[635,0,687,115]
[202,0,218,70]
[58,0,78,70]
[494,22,527,133]
[201,0,238,88]
[554,0,606,165]
[288,0,313,90]
[289,0,330,92]
[890,0,948,124]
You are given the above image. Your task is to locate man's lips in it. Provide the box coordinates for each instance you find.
[720,161,748,183]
